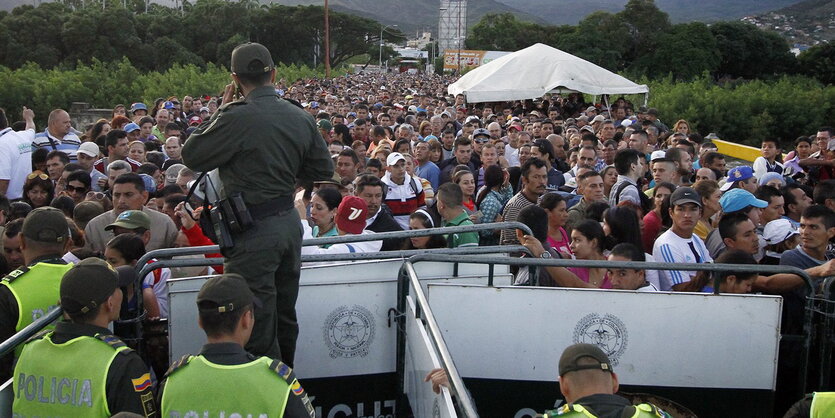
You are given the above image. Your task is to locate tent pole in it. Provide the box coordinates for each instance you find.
[604,95,611,115]
[644,92,649,107]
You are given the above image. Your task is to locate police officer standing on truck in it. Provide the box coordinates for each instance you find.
[182,42,333,366]
[158,274,314,417]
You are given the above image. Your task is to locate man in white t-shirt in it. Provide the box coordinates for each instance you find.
[0,107,35,200]
[652,186,713,291]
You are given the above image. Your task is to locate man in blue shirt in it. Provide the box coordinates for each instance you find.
[413,140,439,191]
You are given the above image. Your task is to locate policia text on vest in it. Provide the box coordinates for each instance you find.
[12,332,151,417]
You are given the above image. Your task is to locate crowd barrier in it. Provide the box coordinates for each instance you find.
[1,220,830,417]
[396,254,819,417]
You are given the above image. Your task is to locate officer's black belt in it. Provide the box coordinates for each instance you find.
[248,196,294,220]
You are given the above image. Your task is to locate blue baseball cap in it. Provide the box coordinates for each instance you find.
[720,188,767,213]
[422,135,438,142]
[130,102,147,112]
[138,173,157,192]
[124,122,140,133]
[721,166,755,191]
[163,101,175,109]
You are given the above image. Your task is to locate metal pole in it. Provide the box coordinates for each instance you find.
[456,1,461,75]
[379,26,384,69]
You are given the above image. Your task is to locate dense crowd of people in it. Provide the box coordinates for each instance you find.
[1,70,834,416]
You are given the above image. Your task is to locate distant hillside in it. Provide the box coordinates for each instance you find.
[497,0,801,24]
[3,0,805,27]
[271,0,547,33]
[742,0,835,45]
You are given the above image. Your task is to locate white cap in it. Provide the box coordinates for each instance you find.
[650,150,667,162]
[386,152,406,166]
[620,119,633,127]
[77,142,100,158]
[763,219,798,245]
[592,115,606,123]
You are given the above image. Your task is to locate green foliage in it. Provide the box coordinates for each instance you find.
[647,74,834,146]
[0,59,340,127]
[709,21,797,79]
[466,13,557,51]
[0,0,386,72]
[630,22,720,80]
[465,0,799,81]
[797,43,835,85]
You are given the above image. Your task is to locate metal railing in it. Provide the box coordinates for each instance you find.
[817,276,835,389]
[0,308,62,359]
[395,253,819,408]
[397,261,481,417]
[135,221,533,268]
[136,245,529,280]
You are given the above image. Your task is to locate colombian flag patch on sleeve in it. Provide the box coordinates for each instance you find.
[291,381,304,396]
[132,373,152,392]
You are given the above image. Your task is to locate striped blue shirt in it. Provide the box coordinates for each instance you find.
[32,129,81,161]
[652,229,712,290]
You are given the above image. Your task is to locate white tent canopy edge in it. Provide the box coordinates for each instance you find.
[448,43,649,103]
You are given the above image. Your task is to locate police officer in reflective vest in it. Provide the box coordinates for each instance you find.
[159,274,315,417]
[784,392,835,417]
[12,258,157,417]
[540,343,670,418]
[182,42,333,366]
[0,207,74,381]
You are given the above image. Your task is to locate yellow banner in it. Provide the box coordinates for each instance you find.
[443,50,486,70]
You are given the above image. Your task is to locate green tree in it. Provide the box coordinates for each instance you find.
[797,43,835,85]
[710,21,796,79]
[617,0,671,63]
[1,3,72,68]
[179,0,254,64]
[555,12,629,71]
[466,13,549,51]
[630,22,720,80]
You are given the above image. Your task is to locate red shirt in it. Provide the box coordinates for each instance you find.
[642,210,663,252]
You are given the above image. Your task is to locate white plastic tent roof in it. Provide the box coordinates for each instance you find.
[447,43,649,103]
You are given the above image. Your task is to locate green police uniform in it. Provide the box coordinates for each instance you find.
[541,402,669,417]
[181,43,333,366]
[12,322,157,417]
[160,345,315,418]
[0,259,73,356]
[159,274,314,417]
[541,345,671,418]
[0,207,75,381]
[811,392,835,418]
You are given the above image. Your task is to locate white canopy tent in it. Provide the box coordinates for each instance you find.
[447,43,649,103]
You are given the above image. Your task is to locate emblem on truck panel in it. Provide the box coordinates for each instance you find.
[323,305,376,358]
[573,313,628,365]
